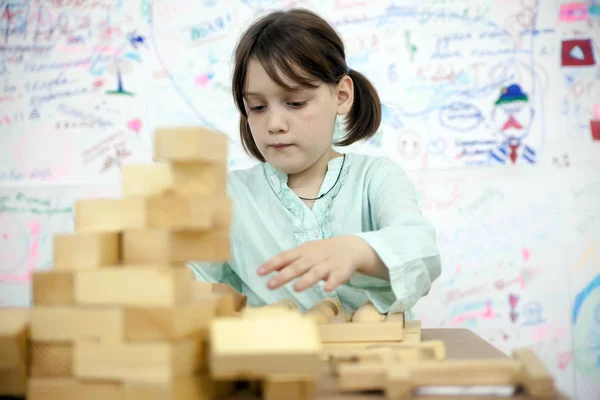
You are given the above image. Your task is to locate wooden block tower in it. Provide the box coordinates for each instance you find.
[25,126,236,400]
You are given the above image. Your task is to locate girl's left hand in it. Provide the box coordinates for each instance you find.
[257,235,372,293]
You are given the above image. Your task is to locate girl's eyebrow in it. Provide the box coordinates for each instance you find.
[243,86,309,99]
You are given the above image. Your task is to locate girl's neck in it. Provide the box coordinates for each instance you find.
[287,148,342,192]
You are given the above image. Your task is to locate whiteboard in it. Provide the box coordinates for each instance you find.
[1,1,599,398]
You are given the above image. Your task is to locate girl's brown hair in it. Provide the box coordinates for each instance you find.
[232,8,382,162]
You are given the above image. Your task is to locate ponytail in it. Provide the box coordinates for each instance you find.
[335,69,382,146]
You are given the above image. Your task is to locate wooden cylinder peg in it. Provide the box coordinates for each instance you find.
[352,301,385,323]
[305,298,343,324]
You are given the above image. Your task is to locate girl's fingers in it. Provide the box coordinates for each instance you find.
[293,264,330,292]
[267,258,313,289]
[323,269,351,292]
[258,249,301,276]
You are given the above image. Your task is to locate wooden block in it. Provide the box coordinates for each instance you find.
[124,295,218,341]
[0,367,27,397]
[54,232,120,269]
[352,301,385,323]
[76,196,216,233]
[385,366,412,400]
[123,374,230,400]
[403,320,421,343]
[76,197,146,232]
[192,281,248,316]
[318,319,404,343]
[391,359,524,386]
[261,375,317,400]
[74,337,201,384]
[33,270,75,306]
[385,312,405,327]
[210,312,321,379]
[321,339,439,360]
[122,162,227,197]
[203,282,247,313]
[513,348,556,397]
[330,341,446,376]
[123,229,230,264]
[30,343,73,377]
[27,378,124,400]
[0,308,29,370]
[145,194,216,230]
[30,307,123,343]
[337,363,387,391]
[75,266,193,307]
[154,127,228,163]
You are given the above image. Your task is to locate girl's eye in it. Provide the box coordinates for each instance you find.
[249,105,265,112]
[288,101,306,108]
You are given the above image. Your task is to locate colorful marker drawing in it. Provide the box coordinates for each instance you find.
[559,3,590,22]
[489,84,536,165]
[561,39,596,67]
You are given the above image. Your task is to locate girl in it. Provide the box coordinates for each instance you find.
[188,8,441,318]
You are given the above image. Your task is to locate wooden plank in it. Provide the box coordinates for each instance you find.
[123,374,231,400]
[318,320,404,343]
[210,311,321,379]
[0,308,29,369]
[27,378,124,400]
[30,307,123,343]
[124,296,218,341]
[122,229,230,264]
[32,270,75,306]
[74,266,193,307]
[154,127,228,163]
[74,337,201,384]
[122,162,227,197]
[513,348,557,397]
[53,232,120,269]
[30,343,72,377]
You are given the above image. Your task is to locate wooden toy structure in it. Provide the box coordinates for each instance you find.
[0,126,561,400]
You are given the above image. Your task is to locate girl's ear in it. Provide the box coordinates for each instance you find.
[335,75,354,116]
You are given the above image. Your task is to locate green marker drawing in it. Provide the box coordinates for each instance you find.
[405,31,418,63]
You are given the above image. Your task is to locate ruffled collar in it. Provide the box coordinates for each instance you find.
[263,153,350,197]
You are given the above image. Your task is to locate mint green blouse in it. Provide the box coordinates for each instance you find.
[187,152,441,319]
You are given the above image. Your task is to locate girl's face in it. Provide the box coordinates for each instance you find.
[243,59,352,174]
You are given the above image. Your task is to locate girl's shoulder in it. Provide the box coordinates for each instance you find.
[345,152,407,177]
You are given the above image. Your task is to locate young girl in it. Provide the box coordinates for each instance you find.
[188,8,441,318]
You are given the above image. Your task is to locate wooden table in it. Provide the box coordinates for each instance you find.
[225,328,570,400]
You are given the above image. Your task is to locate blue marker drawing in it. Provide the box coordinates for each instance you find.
[438,102,484,132]
[572,274,600,375]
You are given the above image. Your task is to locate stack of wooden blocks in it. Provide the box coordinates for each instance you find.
[23,127,236,399]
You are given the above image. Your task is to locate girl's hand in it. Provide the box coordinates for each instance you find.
[257,235,373,293]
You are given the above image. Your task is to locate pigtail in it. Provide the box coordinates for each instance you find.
[336,69,382,146]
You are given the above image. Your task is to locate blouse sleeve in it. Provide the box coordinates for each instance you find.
[347,157,442,315]
[187,261,244,294]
